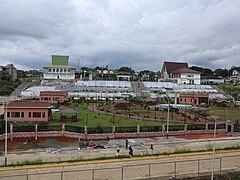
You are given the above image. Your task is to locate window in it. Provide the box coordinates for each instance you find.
[53,68,55,72]
[180,98,182,102]
[44,97,48,101]
[7,112,10,117]
[187,74,194,77]
[56,69,59,72]
[33,112,41,118]
[29,112,31,118]
[42,112,45,118]
[21,112,24,118]
[11,112,20,117]
[185,99,186,102]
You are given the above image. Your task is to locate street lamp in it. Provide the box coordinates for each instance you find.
[211,115,220,180]
[2,101,8,166]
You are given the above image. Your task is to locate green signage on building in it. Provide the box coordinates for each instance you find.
[52,55,69,66]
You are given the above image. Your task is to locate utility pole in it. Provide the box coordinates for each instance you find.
[78,59,80,72]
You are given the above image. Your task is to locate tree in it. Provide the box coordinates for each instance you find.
[214,68,230,78]
[118,66,134,74]
[190,66,214,77]
[81,67,90,71]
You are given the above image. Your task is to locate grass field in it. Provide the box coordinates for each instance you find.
[49,102,183,128]
[208,107,240,122]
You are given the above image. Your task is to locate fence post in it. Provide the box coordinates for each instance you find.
[174,161,177,178]
[122,167,124,180]
[198,159,200,176]
[92,169,94,180]
[112,125,115,139]
[205,123,208,134]
[148,164,151,178]
[61,171,63,180]
[35,124,38,140]
[62,124,65,136]
[220,157,222,175]
[162,124,165,137]
[10,123,13,141]
[85,125,88,140]
[137,125,140,134]
[184,123,187,135]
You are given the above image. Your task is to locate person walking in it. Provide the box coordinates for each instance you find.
[150,144,154,155]
[128,145,133,157]
[125,139,129,149]
[116,147,120,156]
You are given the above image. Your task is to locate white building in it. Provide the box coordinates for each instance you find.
[161,61,201,85]
[230,69,240,84]
[43,55,76,80]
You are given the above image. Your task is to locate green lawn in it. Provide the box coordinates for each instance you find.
[208,107,240,122]
[49,103,181,128]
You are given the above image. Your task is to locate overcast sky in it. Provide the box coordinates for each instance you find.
[0,0,240,71]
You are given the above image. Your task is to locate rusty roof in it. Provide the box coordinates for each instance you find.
[164,61,188,74]
[180,93,209,97]
[40,91,68,96]
[172,67,201,74]
[7,101,52,108]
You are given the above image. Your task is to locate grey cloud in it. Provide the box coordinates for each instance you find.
[0,0,240,71]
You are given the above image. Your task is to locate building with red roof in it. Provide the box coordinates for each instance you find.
[179,93,209,105]
[161,61,201,84]
[4,101,52,121]
[40,91,68,103]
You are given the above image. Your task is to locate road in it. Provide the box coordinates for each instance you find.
[0,140,240,179]
[0,150,240,179]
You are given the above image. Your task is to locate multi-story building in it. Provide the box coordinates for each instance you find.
[230,69,240,84]
[43,55,76,80]
[161,62,201,84]
[0,64,17,81]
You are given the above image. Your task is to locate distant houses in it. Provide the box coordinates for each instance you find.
[43,55,76,80]
[161,61,201,85]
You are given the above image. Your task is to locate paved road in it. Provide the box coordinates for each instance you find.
[1,136,240,166]
[1,136,240,179]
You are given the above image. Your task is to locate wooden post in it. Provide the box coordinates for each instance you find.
[10,123,13,141]
[35,124,38,140]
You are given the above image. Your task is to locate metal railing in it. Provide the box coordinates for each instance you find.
[0,154,239,180]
